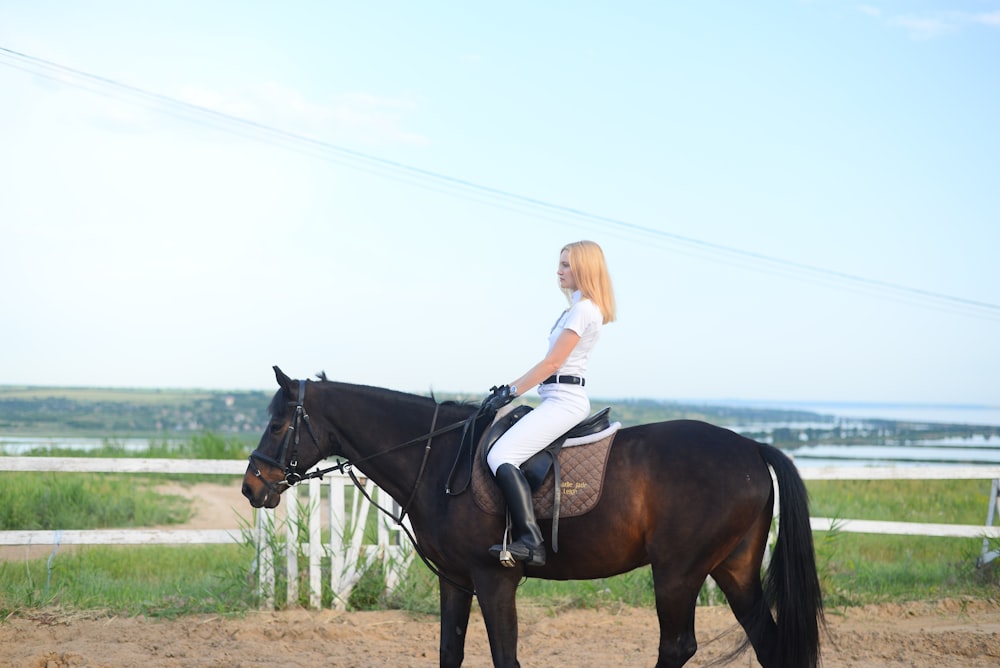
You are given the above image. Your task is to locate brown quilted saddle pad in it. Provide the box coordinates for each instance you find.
[471,432,617,519]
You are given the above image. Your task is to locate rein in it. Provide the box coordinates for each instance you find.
[247,386,486,595]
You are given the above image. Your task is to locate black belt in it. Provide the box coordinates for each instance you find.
[541,375,585,387]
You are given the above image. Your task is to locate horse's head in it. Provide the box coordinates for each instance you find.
[242,366,332,508]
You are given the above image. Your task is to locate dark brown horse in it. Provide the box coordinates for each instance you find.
[242,367,823,668]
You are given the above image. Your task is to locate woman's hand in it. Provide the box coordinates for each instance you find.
[481,384,515,413]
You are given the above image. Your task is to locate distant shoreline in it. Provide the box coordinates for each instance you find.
[1,386,998,437]
[682,399,1000,426]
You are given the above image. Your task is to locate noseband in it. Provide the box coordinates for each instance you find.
[248,379,320,495]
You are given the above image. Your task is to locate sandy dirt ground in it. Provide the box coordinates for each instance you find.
[3,598,1000,667]
[3,483,999,667]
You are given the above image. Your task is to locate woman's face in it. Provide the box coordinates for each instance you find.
[557,249,577,292]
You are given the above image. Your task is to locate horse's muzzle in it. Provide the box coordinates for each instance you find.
[242,475,281,509]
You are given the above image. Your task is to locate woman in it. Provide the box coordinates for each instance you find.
[485,240,616,567]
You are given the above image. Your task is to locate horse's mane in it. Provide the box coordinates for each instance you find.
[267,371,475,419]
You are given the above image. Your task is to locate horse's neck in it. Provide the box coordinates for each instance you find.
[326,384,458,502]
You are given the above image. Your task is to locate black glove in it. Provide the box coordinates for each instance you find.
[481,384,515,413]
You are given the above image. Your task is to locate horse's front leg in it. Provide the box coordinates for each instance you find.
[439,576,474,668]
[472,568,523,668]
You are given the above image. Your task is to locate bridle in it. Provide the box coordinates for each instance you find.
[248,381,473,503]
[246,381,488,594]
[247,380,318,498]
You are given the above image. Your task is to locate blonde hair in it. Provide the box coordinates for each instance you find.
[562,240,617,324]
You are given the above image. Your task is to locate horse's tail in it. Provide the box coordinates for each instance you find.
[759,443,824,668]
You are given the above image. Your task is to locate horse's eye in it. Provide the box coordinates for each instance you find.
[269,422,284,436]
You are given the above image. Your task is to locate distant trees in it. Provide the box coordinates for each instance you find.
[0,389,272,438]
[1,388,997,446]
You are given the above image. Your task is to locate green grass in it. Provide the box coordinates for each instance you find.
[807,478,993,525]
[0,473,191,530]
[2,451,998,618]
[806,479,999,607]
[0,433,256,618]
[0,544,256,618]
[814,531,995,607]
[516,568,659,610]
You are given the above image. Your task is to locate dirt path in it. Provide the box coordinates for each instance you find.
[150,480,254,530]
[3,598,999,667]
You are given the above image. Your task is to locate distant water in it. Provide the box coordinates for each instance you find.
[789,440,1000,467]
[0,436,176,455]
[714,401,1000,468]
[713,400,1000,427]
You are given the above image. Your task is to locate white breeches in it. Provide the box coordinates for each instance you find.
[486,385,591,475]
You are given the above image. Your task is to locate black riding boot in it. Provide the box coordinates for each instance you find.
[489,463,546,567]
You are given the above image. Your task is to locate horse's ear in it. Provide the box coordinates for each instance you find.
[273,366,296,394]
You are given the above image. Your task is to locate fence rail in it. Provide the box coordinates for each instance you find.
[0,528,237,545]
[0,456,246,475]
[0,457,248,550]
[1,457,998,606]
[797,464,1000,566]
[0,456,411,609]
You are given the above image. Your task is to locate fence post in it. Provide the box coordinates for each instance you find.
[978,478,1000,567]
[328,476,347,610]
[256,508,275,610]
[308,478,322,609]
[285,485,299,605]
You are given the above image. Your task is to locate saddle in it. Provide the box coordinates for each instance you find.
[473,405,620,552]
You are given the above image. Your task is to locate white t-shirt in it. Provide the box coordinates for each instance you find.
[547,290,603,378]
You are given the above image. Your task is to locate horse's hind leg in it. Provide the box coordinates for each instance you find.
[439,577,474,668]
[650,562,700,668]
[712,567,779,666]
[710,517,780,667]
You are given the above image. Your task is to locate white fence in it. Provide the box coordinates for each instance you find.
[0,457,412,609]
[799,465,1000,566]
[1,457,998,609]
[252,474,413,609]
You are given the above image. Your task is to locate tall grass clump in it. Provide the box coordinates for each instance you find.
[242,487,419,612]
[146,432,252,459]
[0,473,191,530]
[0,544,257,617]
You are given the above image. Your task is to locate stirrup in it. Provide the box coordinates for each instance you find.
[488,528,546,567]
[489,526,518,567]
[493,545,517,568]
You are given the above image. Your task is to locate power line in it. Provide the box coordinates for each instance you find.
[2,45,998,321]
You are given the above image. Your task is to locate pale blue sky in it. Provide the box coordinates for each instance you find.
[1,1,998,407]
